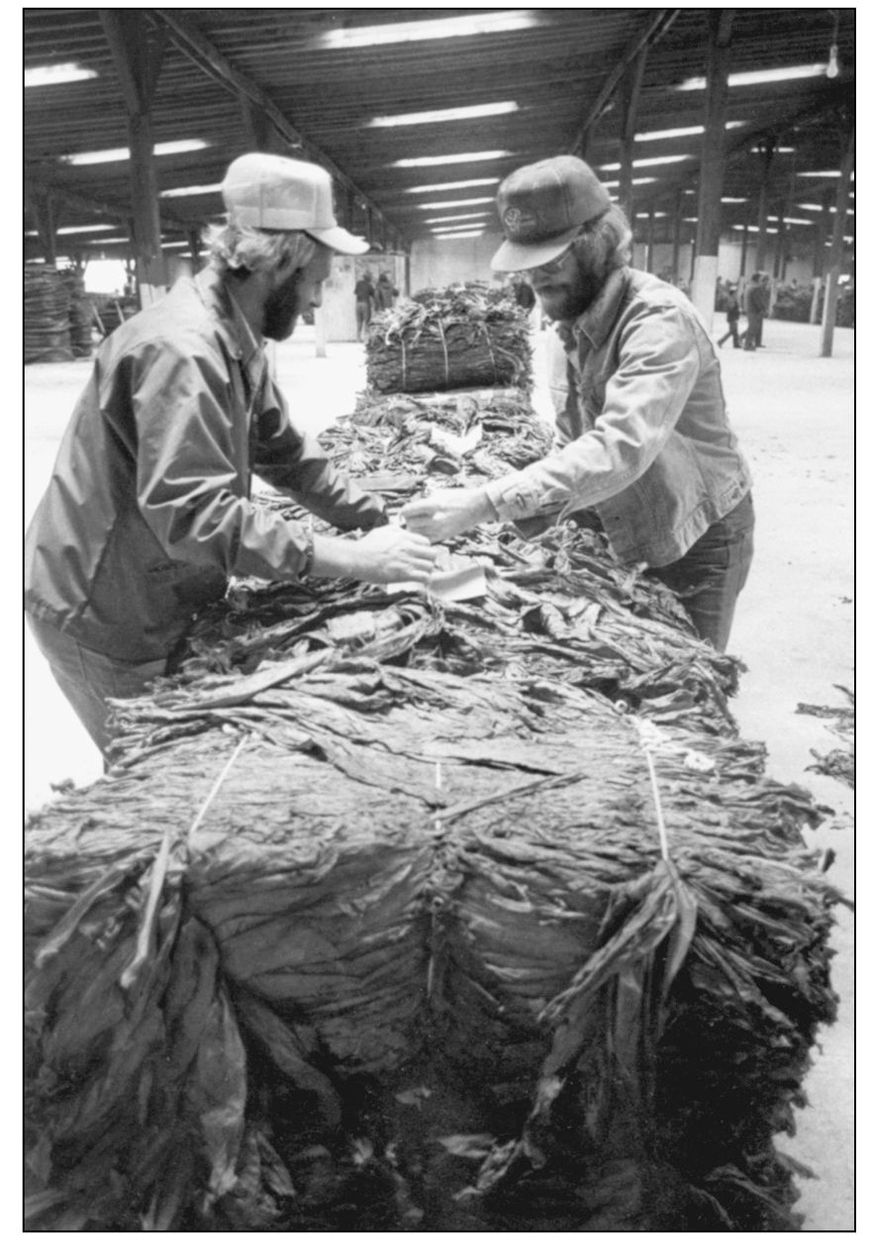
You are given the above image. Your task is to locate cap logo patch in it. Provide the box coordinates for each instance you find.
[502,206,539,240]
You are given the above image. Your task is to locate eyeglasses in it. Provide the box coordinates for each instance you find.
[528,242,577,278]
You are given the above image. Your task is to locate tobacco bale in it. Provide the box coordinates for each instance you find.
[25,660,840,1231]
[365,284,532,395]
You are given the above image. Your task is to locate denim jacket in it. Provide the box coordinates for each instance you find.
[25,265,387,661]
[485,267,752,567]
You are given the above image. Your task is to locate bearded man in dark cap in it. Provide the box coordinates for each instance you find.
[403,155,754,651]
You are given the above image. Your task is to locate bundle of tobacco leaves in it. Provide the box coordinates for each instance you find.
[25,656,842,1232]
[365,284,532,395]
[25,264,74,363]
[797,686,855,789]
[178,517,741,738]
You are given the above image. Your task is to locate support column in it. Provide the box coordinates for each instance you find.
[809,188,831,325]
[241,98,283,153]
[754,141,774,273]
[671,188,683,283]
[739,201,751,278]
[100,10,168,305]
[821,126,854,358]
[25,182,59,267]
[690,10,733,328]
[618,47,648,221]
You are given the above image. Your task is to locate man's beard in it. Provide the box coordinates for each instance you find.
[262,271,303,341]
[533,266,603,323]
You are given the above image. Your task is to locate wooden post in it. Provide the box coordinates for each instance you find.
[25,182,59,267]
[690,10,733,328]
[740,201,751,278]
[100,10,168,306]
[821,127,854,358]
[618,47,648,222]
[670,188,683,283]
[241,97,281,153]
[754,141,774,273]
[810,187,832,325]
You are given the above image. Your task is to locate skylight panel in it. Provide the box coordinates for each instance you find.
[392,151,512,169]
[25,62,97,87]
[635,122,746,141]
[599,155,691,172]
[431,230,486,240]
[320,12,540,50]
[678,64,829,90]
[368,102,519,127]
[402,178,500,194]
[424,212,491,224]
[160,183,223,198]
[416,196,495,210]
[61,139,209,166]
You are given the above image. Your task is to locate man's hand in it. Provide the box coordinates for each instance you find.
[311,525,437,585]
[400,487,495,542]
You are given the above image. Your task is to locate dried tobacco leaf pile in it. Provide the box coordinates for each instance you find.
[365,284,532,395]
[25,374,845,1232]
[26,658,839,1232]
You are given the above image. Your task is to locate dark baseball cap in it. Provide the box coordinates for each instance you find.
[490,155,613,272]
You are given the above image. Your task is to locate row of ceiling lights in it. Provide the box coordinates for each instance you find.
[27,7,849,246]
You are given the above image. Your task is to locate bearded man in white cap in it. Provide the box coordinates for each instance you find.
[25,153,435,756]
[403,155,754,651]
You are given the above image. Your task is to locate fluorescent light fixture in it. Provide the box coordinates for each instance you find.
[636,121,746,141]
[678,64,829,90]
[61,139,209,166]
[424,212,491,224]
[25,61,97,87]
[432,230,486,240]
[416,196,494,209]
[162,241,192,250]
[160,183,223,198]
[733,225,778,234]
[781,217,814,226]
[682,217,699,223]
[392,151,511,168]
[798,170,854,179]
[27,223,117,237]
[368,101,518,127]
[600,177,656,188]
[721,197,748,203]
[751,145,795,154]
[634,211,668,219]
[320,11,539,50]
[402,178,499,194]
[600,155,691,171]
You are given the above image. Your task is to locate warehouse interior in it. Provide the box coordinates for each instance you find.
[24,7,855,1237]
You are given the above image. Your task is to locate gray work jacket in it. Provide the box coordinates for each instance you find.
[485,267,752,567]
[25,265,387,662]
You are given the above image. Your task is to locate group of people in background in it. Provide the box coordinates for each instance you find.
[716,273,769,351]
[355,270,399,340]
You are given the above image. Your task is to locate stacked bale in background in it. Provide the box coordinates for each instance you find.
[25,265,74,363]
[365,283,532,395]
[60,270,95,357]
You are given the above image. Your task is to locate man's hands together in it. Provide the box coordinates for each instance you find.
[400,487,496,542]
[310,524,437,586]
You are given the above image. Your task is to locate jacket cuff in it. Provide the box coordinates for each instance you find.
[485,473,543,522]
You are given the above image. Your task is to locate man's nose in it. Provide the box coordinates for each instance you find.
[309,284,324,308]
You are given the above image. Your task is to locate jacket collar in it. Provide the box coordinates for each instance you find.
[558,266,631,352]
[194,263,265,379]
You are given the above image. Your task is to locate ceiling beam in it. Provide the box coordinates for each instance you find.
[572,9,680,158]
[147,8,404,245]
[24,164,194,237]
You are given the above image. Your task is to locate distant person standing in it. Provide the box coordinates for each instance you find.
[743,273,767,351]
[355,271,376,340]
[717,285,742,348]
[375,271,398,312]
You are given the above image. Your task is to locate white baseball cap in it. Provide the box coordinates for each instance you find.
[222,152,369,255]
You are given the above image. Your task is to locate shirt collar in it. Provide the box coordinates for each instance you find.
[560,266,631,351]
[195,263,265,376]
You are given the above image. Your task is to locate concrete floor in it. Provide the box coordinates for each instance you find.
[23,317,855,1231]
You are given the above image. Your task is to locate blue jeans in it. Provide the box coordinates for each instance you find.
[27,614,167,758]
[650,493,754,651]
